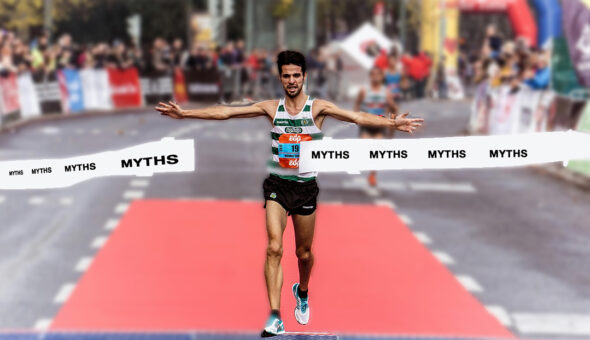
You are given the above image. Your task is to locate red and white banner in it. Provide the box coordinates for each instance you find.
[0,73,21,115]
[107,68,142,108]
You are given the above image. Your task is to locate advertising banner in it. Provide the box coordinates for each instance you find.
[0,73,20,115]
[17,72,41,118]
[562,0,590,87]
[33,73,63,114]
[80,69,113,111]
[184,69,220,102]
[173,68,188,103]
[107,68,142,108]
[59,69,85,113]
[140,75,173,105]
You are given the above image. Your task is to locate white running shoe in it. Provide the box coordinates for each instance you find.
[261,314,285,337]
[292,283,310,325]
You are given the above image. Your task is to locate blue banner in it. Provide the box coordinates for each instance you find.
[62,69,85,113]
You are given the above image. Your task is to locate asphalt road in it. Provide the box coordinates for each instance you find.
[0,99,589,339]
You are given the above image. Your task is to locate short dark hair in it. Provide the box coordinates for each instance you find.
[277,50,306,75]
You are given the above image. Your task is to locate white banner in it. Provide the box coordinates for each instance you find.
[0,138,194,190]
[80,69,113,110]
[299,131,590,173]
[17,73,41,118]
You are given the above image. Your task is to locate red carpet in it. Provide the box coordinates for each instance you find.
[50,200,513,338]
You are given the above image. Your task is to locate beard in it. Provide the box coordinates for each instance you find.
[283,84,302,98]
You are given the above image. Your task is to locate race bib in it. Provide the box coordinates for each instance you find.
[278,133,312,168]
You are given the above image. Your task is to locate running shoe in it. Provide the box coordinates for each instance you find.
[292,283,310,325]
[260,314,285,337]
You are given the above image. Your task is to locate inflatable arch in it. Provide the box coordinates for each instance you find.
[421,0,539,72]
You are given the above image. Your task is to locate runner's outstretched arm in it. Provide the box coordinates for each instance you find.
[155,100,270,120]
[316,99,424,134]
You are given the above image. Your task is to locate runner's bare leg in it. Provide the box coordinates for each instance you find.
[265,200,288,310]
[292,212,316,291]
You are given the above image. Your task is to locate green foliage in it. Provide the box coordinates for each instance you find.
[271,0,294,19]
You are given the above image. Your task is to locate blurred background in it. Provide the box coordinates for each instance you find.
[0,0,590,340]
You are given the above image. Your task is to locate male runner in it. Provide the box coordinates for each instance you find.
[155,50,423,337]
[355,66,398,186]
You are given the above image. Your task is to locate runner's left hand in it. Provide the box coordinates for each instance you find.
[392,112,423,134]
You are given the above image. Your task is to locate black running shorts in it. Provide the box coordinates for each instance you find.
[262,174,319,216]
[359,126,387,136]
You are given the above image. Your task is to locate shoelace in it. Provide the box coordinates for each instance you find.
[299,297,308,313]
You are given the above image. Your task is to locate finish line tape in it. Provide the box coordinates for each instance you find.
[299,131,590,173]
[0,138,195,190]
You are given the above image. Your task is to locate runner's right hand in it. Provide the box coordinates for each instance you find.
[156,101,185,119]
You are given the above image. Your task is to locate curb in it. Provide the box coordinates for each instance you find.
[531,163,590,191]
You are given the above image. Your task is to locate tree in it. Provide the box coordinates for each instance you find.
[270,0,294,49]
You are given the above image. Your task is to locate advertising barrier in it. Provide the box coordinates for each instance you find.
[470,85,554,135]
[0,73,20,116]
[0,67,222,127]
[140,75,173,105]
[107,68,143,108]
[59,69,85,113]
[80,69,113,111]
[185,69,220,102]
[17,73,41,119]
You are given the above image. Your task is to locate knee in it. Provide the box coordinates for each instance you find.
[296,247,313,262]
[267,242,283,259]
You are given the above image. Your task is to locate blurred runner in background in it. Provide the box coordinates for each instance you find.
[355,66,398,187]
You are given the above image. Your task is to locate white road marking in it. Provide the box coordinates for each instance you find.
[74,128,85,134]
[485,305,512,326]
[28,196,45,205]
[104,218,119,231]
[322,200,343,205]
[91,129,101,135]
[194,197,216,201]
[240,197,262,202]
[432,251,455,265]
[40,126,60,135]
[90,236,108,249]
[53,283,76,304]
[455,275,484,292]
[374,199,396,209]
[512,313,590,335]
[0,196,5,204]
[130,179,150,187]
[59,197,73,206]
[168,122,204,138]
[378,181,407,191]
[364,187,379,197]
[114,202,129,214]
[75,257,93,272]
[33,318,52,330]
[324,123,354,137]
[409,182,477,193]
[413,231,432,244]
[123,190,144,200]
[128,130,138,136]
[399,214,413,225]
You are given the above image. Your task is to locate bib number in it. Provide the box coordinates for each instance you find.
[278,134,311,169]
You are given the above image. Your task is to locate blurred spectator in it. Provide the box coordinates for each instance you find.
[402,51,431,99]
[171,38,188,68]
[186,45,212,70]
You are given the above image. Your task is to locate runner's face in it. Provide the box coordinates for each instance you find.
[370,69,383,85]
[280,64,305,98]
